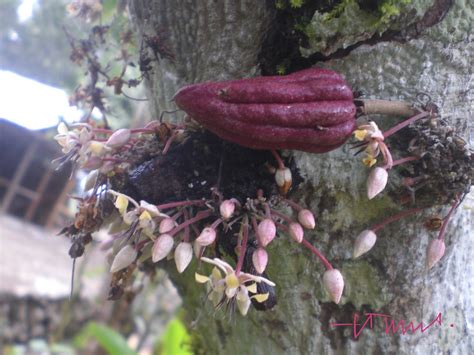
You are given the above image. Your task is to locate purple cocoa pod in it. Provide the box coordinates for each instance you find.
[174,67,356,153]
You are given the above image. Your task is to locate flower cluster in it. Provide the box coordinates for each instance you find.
[353,110,430,200]
[352,197,461,270]
[102,186,344,314]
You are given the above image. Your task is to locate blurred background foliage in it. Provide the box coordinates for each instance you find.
[0,1,186,354]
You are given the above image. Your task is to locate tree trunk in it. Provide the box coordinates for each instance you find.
[129,1,473,354]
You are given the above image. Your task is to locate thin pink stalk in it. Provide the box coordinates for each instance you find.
[301,239,333,270]
[93,128,113,134]
[183,209,190,242]
[211,218,223,229]
[437,198,460,241]
[235,221,249,275]
[383,111,429,138]
[169,210,212,237]
[283,198,303,212]
[130,128,156,134]
[271,209,293,224]
[371,208,423,233]
[271,149,285,169]
[392,156,419,168]
[162,130,179,155]
[379,142,393,169]
[251,216,262,248]
[157,199,205,210]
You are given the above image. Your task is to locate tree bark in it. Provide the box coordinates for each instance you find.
[129,1,473,354]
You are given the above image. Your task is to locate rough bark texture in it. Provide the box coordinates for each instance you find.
[129,0,473,354]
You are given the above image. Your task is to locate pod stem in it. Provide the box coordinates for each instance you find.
[356,99,419,117]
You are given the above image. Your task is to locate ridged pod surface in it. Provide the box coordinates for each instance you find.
[175,68,356,153]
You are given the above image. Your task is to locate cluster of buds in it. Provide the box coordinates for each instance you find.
[53,121,182,174]
[353,111,430,200]
[100,185,345,315]
[352,197,461,270]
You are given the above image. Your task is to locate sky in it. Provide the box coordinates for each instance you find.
[0,0,81,130]
[0,70,82,130]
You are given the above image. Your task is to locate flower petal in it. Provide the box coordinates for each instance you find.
[251,293,269,303]
[195,273,210,283]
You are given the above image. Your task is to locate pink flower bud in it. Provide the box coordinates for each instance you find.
[174,242,193,273]
[219,200,235,220]
[353,230,377,258]
[367,167,388,200]
[105,128,131,148]
[322,269,344,304]
[289,222,304,243]
[159,217,176,234]
[152,234,174,262]
[257,219,276,247]
[252,248,268,274]
[196,227,217,246]
[298,209,316,230]
[426,239,446,269]
[110,245,137,273]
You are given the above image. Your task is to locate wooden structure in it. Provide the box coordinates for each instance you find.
[0,119,75,230]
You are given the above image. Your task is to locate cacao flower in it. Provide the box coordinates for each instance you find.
[298,209,316,229]
[219,200,235,220]
[159,217,176,234]
[426,239,446,269]
[196,227,217,246]
[105,128,131,148]
[367,167,388,200]
[289,222,304,243]
[322,269,344,304]
[110,245,137,273]
[174,242,193,273]
[257,219,276,247]
[353,230,377,258]
[152,234,174,262]
[252,248,268,274]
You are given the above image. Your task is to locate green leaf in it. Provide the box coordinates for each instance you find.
[74,322,137,355]
[157,318,193,355]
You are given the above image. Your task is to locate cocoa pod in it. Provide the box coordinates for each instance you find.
[174,67,356,153]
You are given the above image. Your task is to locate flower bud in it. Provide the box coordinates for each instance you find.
[152,234,174,262]
[322,269,344,304]
[159,218,176,234]
[196,227,217,246]
[110,245,137,273]
[367,167,388,200]
[257,219,276,247]
[219,200,235,220]
[174,242,193,273]
[426,239,446,269]
[298,209,316,230]
[353,230,377,258]
[106,128,131,148]
[275,167,292,194]
[252,248,268,274]
[289,222,304,243]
